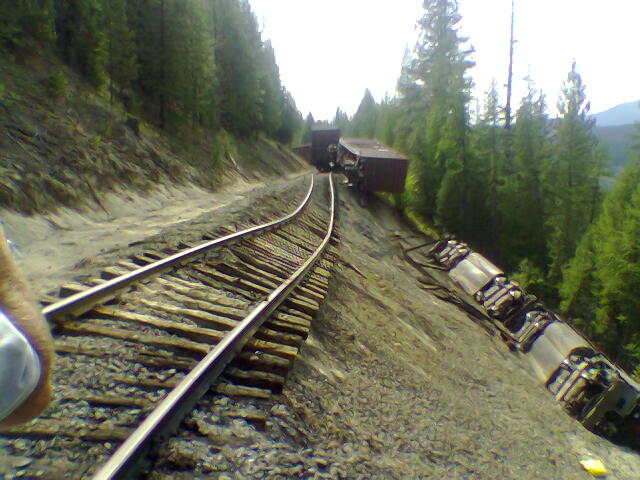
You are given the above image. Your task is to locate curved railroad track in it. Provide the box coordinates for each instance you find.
[0,173,338,479]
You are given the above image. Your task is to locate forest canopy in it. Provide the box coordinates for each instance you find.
[0,0,303,143]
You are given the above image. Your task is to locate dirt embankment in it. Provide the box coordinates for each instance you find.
[0,53,310,297]
[0,54,307,215]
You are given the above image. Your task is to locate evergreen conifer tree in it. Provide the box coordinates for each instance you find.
[561,152,640,370]
[275,88,303,145]
[301,113,315,144]
[332,108,350,132]
[0,0,54,50]
[351,89,378,138]
[56,0,107,86]
[402,0,474,232]
[471,80,504,256]
[214,0,263,136]
[101,0,136,103]
[545,62,603,285]
[499,79,549,270]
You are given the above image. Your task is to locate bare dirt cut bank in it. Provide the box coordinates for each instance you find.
[0,53,306,215]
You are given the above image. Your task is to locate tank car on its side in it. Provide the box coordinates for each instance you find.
[428,238,640,440]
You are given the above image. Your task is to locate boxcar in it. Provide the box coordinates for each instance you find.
[337,137,409,193]
[311,127,341,172]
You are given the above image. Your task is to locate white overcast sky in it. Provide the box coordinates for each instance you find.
[250,0,640,121]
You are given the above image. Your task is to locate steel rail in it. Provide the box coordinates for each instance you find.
[41,176,315,321]
[92,174,336,480]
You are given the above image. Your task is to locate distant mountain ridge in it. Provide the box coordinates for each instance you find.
[592,100,640,127]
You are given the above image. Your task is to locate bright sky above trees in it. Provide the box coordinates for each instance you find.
[250,0,640,120]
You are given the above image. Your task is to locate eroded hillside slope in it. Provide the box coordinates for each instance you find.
[0,55,305,215]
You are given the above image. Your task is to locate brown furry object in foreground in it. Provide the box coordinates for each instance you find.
[0,227,53,426]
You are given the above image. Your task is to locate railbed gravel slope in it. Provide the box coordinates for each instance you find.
[151,180,639,479]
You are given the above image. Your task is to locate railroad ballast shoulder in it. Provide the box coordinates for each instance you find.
[428,238,640,443]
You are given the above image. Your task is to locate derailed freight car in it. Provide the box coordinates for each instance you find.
[337,138,409,194]
[311,127,340,172]
[309,127,409,194]
[426,239,640,443]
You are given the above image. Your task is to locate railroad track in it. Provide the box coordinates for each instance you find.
[0,174,338,479]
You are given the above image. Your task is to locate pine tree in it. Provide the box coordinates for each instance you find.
[166,0,216,128]
[499,79,549,271]
[472,80,504,256]
[561,156,640,370]
[403,0,474,231]
[258,40,284,137]
[375,96,401,147]
[545,62,603,285]
[332,108,350,132]
[214,0,263,136]
[55,0,107,86]
[301,113,315,144]
[275,88,303,145]
[101,0,136,103]
[0,0,54,51]
[351,89,378,138]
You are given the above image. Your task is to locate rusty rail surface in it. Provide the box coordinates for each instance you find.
[91,174,336,479]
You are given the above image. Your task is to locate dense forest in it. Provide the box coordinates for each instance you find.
[332,0,640,375]
[0,0,302,143]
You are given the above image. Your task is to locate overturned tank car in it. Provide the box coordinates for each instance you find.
[427,238,640,441]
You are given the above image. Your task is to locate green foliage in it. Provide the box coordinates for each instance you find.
[332,108,350,132]
[275,88,303,145]
[511,259,554,300]
[560,153,640,370]
[56,0,107,86]
[101,0,136,103]
[350,89,378,138]
[3,0,301,141]
[497,79,549,270]
[0,0,54,52]
[400,0,476,238]
[47,71,68,98]
[214,0,263,136]
[301,113,315,144]
[545,63,604,286]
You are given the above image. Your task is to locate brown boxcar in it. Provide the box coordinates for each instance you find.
[311,127,341,171]
[338,138,408,193]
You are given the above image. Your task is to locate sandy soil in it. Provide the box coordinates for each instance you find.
[1,172,309,298]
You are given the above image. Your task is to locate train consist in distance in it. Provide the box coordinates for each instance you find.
[426,238,640,445]
[310,127,409,194]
